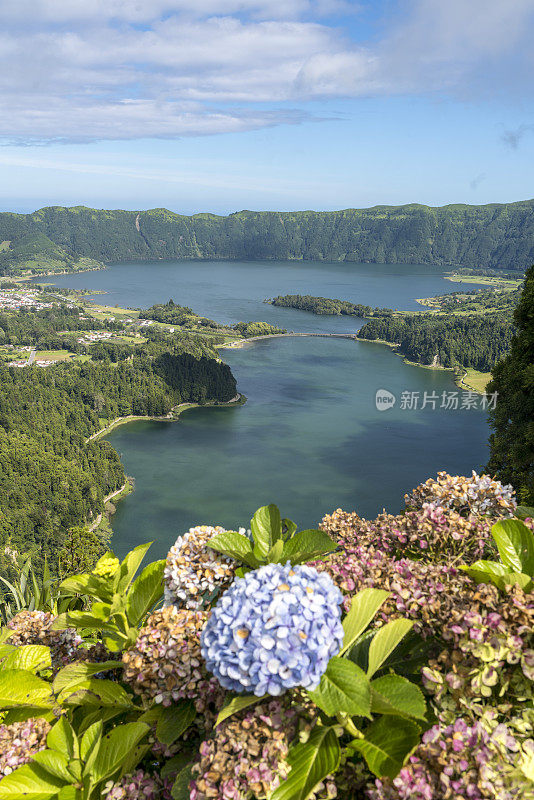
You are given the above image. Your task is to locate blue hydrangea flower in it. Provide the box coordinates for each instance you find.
[200,562,344,696]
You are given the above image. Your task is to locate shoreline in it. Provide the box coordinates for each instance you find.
[353,336,489,394]
[11,265,106,283]
[219,332,358,350]
[85,394,244,443]
[84,394,244,531]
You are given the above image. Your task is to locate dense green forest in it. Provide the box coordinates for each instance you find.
[269,294,389,317]
[487,264,534,503]
[141,299,286,338]
[358,314,515,371]
[1,200,534,275]
[0,316,237,574]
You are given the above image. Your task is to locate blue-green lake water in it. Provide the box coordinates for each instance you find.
[43,261,489,559]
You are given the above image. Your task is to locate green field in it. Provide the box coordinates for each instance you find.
[461,368,492,393]
[445,274,522,290]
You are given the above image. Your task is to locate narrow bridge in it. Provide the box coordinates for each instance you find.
[222,332,359,346]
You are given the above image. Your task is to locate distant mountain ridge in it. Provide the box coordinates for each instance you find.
[1,200,534,275]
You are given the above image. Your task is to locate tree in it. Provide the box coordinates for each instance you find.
[57,525,111,577]
[487,265,534,503]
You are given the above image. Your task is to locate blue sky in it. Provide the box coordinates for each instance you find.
[1,0,533,214]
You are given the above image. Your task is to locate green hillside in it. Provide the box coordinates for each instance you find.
[1,200,534,275]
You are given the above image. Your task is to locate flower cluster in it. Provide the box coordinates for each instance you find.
[321,505,492,564]
[122,605,223,712]
[314,542,474,638]
[93,556,120,579]
[104,770,174,800]
[0,718,51,778]
[367,718,534,800]
[404,471,517,517]
[164,526,236,610]
[190,698,300,800]
[422,582,534,721]
[7,610,82,669]
[201,563,344,696]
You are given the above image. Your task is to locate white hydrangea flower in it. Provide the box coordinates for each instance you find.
[163,525,236,610]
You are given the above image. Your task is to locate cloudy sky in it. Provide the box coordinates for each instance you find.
[1,0,533,213]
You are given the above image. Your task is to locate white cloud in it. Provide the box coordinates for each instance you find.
[0,0,532,143]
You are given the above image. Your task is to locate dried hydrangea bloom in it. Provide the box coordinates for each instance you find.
[163,525,236,610]
[7,610,82,669]
[122,606,223,711]
[190,698,301,800]
[367,718,533,800]
[313,543,474,638]
[422,583,534,720]
[321,505,492,564]
[404,471,517,517]
[103,769,173,800]
[0,718,51,778]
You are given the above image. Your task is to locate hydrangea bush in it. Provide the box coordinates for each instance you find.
[367,718,534,800]
[405,470,517,517]
[321,505,492,564]
[0,485,532,800]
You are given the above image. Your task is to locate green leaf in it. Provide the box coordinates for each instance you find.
[171,765,194,800]
[461,559,510,583]
[515,506,534,521]
[51,612,108,631]
[0,644,16,661]
[2,646,51,673]
[270,726,340,800]
[92,722,149,782]
[282,518,298,539]
[215,693,267,727]
[156,702,197,745]
[266,539,284,564]
[340,588,390,656]
[125,559,165,625]
[161,752,195,779]
[350,716,421,778]
[59,574,102,598]
[120,743,151,777]
[251,504,281,557]
[0,763,66,799]
[307,657,371,718]
[57,787,81,800]
[2,707,56,725]
[117,543,153,592]
[31,752,73,784]
[460,561,532,590]
[80,721,102,773]
[367,620,414,678]
[53,661,123,694]
[60,679,134,709]
[280,530,337,565]
[492,519,534,575]
[47,718,77,759]
[207,531,258,567]
[0,670,53,709]
[369,632,432,679]
[370,675,427,720]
